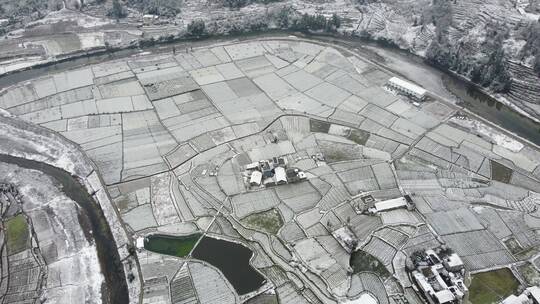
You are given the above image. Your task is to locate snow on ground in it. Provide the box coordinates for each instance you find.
[0,56,49,76]
[43,245,103,304]
[78,32,105,49]
[0,112,93,176]
[26,9,110,29]
[0,112,137,303]
[1,163,104,304]
[342,293,378,304]
[449,116,524,152]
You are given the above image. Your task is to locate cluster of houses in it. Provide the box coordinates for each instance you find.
[410,249,468,304]
[246,156,306,188]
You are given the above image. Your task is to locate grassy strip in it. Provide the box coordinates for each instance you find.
[6,214,29,255]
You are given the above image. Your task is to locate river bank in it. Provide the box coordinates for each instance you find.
[0,111,139,303]
[0,154,129,304]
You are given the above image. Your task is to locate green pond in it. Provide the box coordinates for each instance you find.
[144,234,202,257]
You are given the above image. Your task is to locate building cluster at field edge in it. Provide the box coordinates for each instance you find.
[411,248,467,304]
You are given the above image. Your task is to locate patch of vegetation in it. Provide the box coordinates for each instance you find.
[126,0,182,17]
[145,1,180,17]
[223,0,281,9]
[245,294,278,304]
[347,129,370,145]
[504,237,523,255]
[270,8,341,32]
[144,233,201,257]
[241,208,283,234]
[0,0,49,20]
[186,19,206,37]
[490,160,513,183]
[350,250,391,279]
[309,119,331,133]
[6,214,30,255]
[424,0,513,94]
[514,245,539,260]
[517,262,540,286]
[322,149,350,163]
[289,13,341,32]
[518,19,540,76]
[114,196,130,212]
[108,0,127,19]
[469,268,520,304]
[319,141,363,163]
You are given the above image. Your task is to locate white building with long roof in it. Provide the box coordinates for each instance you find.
[387,77,427,100]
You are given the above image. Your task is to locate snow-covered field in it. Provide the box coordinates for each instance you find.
[449,116,524,152]
[0,163,104,304]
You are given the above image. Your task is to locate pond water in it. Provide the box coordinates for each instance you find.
[145,234,265,295]
[192,236,266,295]
[0,154,129,304]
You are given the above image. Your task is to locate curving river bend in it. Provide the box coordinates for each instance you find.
[0,154,129,304]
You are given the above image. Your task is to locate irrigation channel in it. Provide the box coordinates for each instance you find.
[0,33,538,145]
[144,234,266,295]
[0,154,129,304]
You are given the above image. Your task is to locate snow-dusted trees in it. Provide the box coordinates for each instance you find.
[187,19,206,37]
[108,0,127,19]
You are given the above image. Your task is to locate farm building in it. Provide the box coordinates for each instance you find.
[373,197,408,213]
[286,168,307,183]
[411,249,467,304]
[274,167,287,185]
[443,253,464,272]
[250,171,262,186]
[387,77,427,101]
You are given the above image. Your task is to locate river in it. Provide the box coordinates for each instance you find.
[442,73,540,146]
[0,154,129,304]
